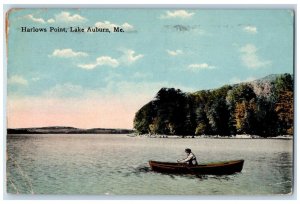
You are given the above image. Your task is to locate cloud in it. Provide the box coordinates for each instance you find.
[120,49,144,64]
[160,10,195,19]
[25,14,47,24]
[95,56,119,67]
[240,44,257,54]
[54,11,87,23]
[239,44,271,68]
[166,49,183,56]
[243,26,257,34]
[77,63,98,70]
[50,49,88,58]
[122,23,135,31]
[8,75,28,86]
[78,49,143,69]
[47,18,55,23]
[94,21,135,32]
[187,63,216,72]
[78,56,119,70]
[24,12,86,24]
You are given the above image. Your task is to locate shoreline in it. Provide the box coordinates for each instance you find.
[128,134,293,140]
[7,132,293,140]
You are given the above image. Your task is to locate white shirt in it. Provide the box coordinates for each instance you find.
[178,152,197,164]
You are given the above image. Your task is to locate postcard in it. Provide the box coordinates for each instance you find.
[6,8,294,196]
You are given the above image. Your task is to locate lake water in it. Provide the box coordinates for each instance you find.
[6,134,293,195]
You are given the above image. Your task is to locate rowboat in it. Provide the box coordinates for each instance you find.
[149,159,244,175]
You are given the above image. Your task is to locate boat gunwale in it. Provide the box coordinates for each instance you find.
[149,159,244,168]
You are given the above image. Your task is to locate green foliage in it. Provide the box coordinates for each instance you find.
[133,102,154,134]
[133,74,294,137]
[195,122,207,135]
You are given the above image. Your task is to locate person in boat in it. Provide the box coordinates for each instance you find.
[177,148,198,165]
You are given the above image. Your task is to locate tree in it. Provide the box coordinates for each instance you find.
[133,73,294,136]
[228,84,257,134]
[274,74,294,135]
[206,86,232,135]
[255,97,278,136]
[275,90,293,135]
[133,102,155,134]
[233,100,258,134]
[152,88,188,135]
[195,122,207,135]
[194,91,211,135]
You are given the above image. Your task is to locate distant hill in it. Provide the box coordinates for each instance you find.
[134,73,293,137]
[7,126,134,134]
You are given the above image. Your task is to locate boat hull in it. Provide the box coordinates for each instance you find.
[149,159,244,175]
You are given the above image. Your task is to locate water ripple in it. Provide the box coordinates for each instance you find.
[6,134,293,195]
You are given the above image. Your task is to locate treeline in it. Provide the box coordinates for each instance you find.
[134,74,293,137]
[7,127,134,134]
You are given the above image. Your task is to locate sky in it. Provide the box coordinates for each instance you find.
[6,9,294,129]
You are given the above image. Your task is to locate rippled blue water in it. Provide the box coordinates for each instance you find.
[6,134,293,195]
